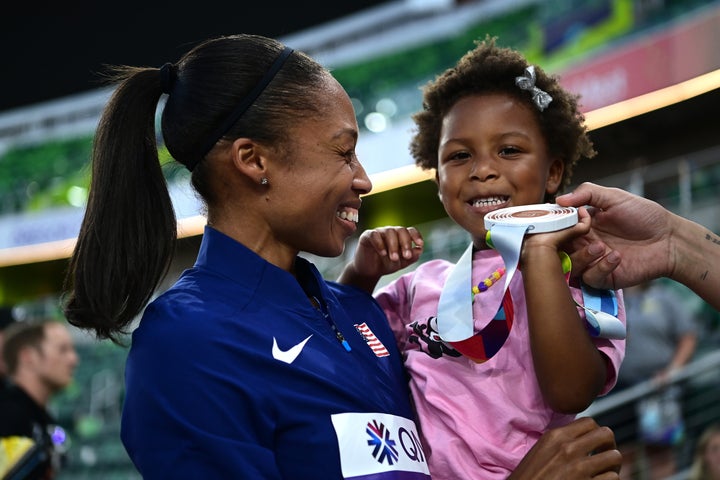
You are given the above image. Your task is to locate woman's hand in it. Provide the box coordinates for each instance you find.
[510,417,622,479]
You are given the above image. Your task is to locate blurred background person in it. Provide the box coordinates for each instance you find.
[689,423,720,480]
[0,306,18,382]
[0,319,79,479]
[595,279,698,479]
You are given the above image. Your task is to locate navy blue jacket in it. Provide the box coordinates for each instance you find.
[122,226,430,479]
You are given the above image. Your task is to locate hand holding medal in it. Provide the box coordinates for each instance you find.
[485,203,625,340]
[437,204,624,353]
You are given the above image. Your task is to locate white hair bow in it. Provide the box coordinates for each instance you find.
[515,66,553,111]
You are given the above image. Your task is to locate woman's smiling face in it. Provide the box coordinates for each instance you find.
[436,93,563,246]
[261,75,372,259]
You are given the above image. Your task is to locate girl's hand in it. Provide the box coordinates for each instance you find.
[520,207,592,268]
[353,226,424,277]
[338,226,424,293]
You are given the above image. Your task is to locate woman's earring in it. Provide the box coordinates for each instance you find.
[260,177,269,185]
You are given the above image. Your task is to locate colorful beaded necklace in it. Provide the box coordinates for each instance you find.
[471,267,506,295]
[471,251,570,297]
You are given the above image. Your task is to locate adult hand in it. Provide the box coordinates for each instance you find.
[557,182,720,311]
[556,182,674,290]
[509,417,621,479]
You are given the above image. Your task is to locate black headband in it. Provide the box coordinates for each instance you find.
[191,46,294,171]
[159,62,177,94]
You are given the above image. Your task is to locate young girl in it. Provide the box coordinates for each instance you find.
[340,37,626,479]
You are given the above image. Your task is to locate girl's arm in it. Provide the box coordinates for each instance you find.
[521,209,608,413]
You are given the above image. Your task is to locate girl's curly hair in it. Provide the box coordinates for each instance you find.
[410,36,595,193]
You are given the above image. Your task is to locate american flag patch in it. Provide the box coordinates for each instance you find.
[354,323,390,357]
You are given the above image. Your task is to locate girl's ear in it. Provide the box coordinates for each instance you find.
[545,158,565,195]
[229,137,268,184]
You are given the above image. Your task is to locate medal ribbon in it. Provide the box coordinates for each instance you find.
[437,224,528,343]
[437,221,625,350]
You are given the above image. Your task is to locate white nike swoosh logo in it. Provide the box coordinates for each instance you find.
[272,335,313,364]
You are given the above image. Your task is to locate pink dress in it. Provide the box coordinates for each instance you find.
[374,248,626,480]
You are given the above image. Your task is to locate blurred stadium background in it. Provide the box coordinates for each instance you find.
[1,0,719,478]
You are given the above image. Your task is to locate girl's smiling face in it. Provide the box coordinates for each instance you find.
[436,93,564,247]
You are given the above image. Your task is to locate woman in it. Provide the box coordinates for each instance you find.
[62,33,621,479]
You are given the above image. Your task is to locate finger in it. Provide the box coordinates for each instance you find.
[542,219,591,249]
[394,228,421,260]
[585,205,600,218]
[362,230,390,258]
[581,251,622,290]
[557,182,613,211]
[583,449,623,477]
[406,244,423,265]
[555,416,603,440]
[593,472,621,480]
[401,231,424,265]
[378,228,403,261]
[407,227,424,248]
[584,425,618,453]
[556,185,590,208]
[576,206,591,225]
[567,240,607,275]
[570,212,592,236]
[561,422,619,470]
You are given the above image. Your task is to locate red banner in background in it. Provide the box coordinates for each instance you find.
[559,5,720,111]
